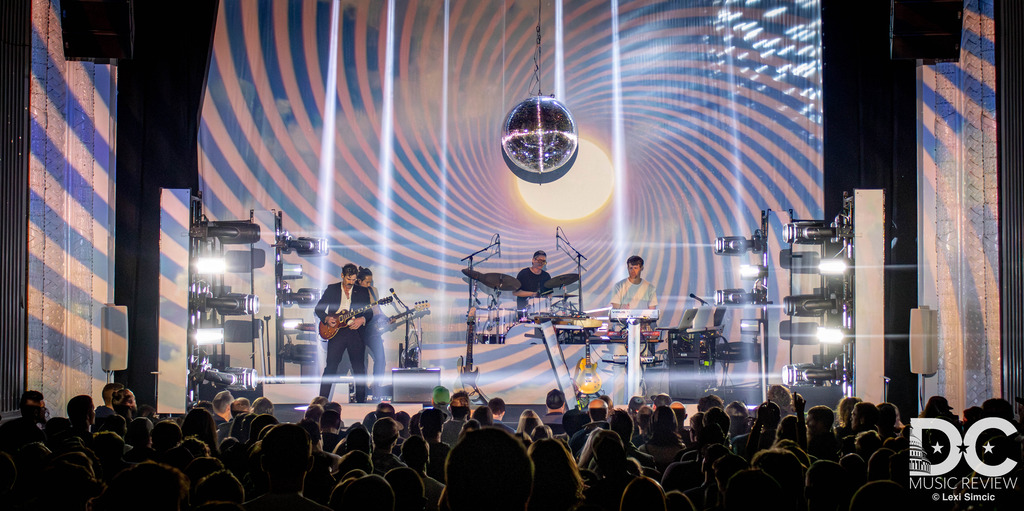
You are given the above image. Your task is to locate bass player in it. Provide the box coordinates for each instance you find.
[315,263,373,402]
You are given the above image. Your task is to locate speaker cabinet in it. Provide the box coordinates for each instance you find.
[667,358,704,402]
[890,0,963,62]
[101,304,128,371]
[392,368,440,403]
[60,0,134,62]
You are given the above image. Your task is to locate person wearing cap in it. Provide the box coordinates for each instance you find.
[651,393,672,410]
[542,389,567,435]
[371,417,407,475]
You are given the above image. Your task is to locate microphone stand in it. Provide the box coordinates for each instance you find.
[460,238,500,315]
[556,227,588,312]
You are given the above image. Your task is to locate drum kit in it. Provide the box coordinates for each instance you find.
[461,267,584,344]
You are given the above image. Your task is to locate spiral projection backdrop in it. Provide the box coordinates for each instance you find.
[198,0,823,364]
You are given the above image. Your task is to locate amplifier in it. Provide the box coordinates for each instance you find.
[392,368,441,403]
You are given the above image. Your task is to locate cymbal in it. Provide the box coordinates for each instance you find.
[544,273,580,289]
[461,268,486,282]
[479,273,521,291]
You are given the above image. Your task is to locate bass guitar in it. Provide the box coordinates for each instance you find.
[573,337,602,395]
[318,296,394,340]
[374,301,431,334]
[457,307,479,389]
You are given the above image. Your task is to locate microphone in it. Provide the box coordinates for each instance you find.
[495,233,501,257]
[555,227,560,250]
[689,293,709,306]
[390,288,409,309]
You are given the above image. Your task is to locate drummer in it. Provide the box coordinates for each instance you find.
[514,250,551,313]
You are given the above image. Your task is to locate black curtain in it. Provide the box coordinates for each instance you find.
[822,0,918,415]
[1,0,30,413]
[996,2,1024,405]
[115,0,219,405]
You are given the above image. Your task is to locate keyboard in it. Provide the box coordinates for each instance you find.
[608,309,660,321]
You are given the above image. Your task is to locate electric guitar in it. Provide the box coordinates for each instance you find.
[457,307,479,389]
[374,301,431,334]
[573,337,602,395]
[318,296,394,340]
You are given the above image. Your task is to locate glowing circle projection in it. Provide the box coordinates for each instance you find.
[501,96,578,183]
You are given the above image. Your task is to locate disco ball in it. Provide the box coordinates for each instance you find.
[501,96,578,181]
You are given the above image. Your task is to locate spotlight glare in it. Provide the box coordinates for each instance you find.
[195,257,226,274]
[281,318,302,330]
[195,328,225,345]
[818,260,848,275]
[281,263,304,279]
[739,264,767,280]
[817,327,845,344]
[739,319,760,334]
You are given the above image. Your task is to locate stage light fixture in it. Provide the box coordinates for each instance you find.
[783,294,836,317]
[782,363,842,386]
[203,366,259,391]
[194,328,224,345]
[739,264,768,280]
[818,259,849,275]
[279,287,319,307]
[281,318,302,330]
[816,327,846,344]
[783,221,835,245]
[206,293,260,315]
[280,263,304,279]
[280,236,328,256]
[716,287,767,305]
[191,220,261,245]
[714,236,765,255]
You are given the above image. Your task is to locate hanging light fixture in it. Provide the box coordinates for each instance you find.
[501,0,578,184]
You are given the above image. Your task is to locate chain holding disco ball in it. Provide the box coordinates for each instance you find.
[500,1,578,184]
[501,96,578,183]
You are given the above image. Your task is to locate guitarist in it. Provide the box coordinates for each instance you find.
[356,266,388,399]
[315,263,373,402]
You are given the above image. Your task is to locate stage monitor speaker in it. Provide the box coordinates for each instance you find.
[890,0,963,62]
[392,368,440,403]
[101,304,129,371]
[667,358,703,402]
[60,0,134,62]
[909,306,939,374]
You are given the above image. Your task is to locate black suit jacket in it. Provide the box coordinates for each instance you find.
[315,283,373,326]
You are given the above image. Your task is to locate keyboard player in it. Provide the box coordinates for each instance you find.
[610,255,658,330]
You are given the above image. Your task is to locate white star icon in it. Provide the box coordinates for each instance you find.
[983,444,994,454]
[932,442,944,454]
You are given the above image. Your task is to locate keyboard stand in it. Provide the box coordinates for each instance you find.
[626,319,642,401]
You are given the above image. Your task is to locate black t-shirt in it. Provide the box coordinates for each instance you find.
[515,268,551,310]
